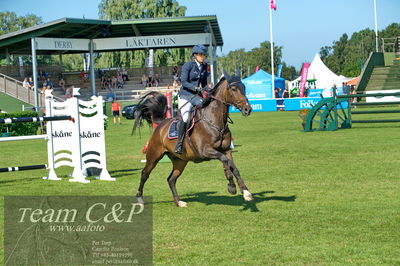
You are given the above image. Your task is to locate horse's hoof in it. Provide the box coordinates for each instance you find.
[137,197,145,206]
[243,190,253,201]
[227,184,237,195]
[178,201,187,207]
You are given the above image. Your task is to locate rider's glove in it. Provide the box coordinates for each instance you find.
[202,90,208,99]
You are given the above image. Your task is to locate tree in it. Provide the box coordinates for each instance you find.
[97,0,188,68]
[0,12,42,35]
[216,41,297,80]
[0,12,42,65]
[319,23,400,77]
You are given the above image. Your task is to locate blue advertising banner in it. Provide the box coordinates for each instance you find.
[307,89,324,97]
[229,97,348,113]
[284,97,348,111]
[230,99,277,113]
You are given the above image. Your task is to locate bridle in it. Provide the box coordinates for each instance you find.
[199,79,246,141]
[210,80,246,111]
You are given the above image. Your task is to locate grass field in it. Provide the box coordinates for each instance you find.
[0,110,399,265]
[0,92,32,113]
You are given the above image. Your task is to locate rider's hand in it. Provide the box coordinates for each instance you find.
[202,90,208,99]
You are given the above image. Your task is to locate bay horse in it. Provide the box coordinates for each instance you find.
[134,71,253,207]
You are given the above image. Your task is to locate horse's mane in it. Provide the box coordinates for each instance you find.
[209,74,244,95]
[132,91,167,135]
[204,74,244,107]
[208,76,226,95]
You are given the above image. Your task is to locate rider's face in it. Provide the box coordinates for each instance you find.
[194,53,206,63]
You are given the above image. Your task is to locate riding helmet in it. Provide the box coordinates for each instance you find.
[192,45,208,55]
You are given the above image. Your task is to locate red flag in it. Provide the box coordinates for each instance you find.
[270,0,277,11]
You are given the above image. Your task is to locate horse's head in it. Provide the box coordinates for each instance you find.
[219,70,252,116]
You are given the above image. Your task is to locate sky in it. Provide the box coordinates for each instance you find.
[1,0,399,69]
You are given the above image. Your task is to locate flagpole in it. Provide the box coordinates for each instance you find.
[269,3,275,97]
[373,0,379,52]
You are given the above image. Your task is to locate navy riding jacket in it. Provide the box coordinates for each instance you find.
[179,60,208,97]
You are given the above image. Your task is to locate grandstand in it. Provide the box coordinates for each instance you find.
[0,65,180,102]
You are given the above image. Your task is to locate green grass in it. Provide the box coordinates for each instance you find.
[0,111,399,265]
[0,92,32,113]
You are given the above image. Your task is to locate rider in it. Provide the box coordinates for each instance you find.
[174,44,209,154]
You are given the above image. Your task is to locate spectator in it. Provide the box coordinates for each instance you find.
[122,69,129,81]
[106,88,115,102]
[154,74,160,87]
[41,83,47,94]
[106,76,112,89]
[22,78,31,90]
[44,77,53,90]
[117,75,124,88]
[101,76,107,90]
[172,66,178,77]
[342,82,349,95]
[275,87,284,111]
[28,77,34,89]
[173,72,180,86]
[141,74,148,87]
[79,71,87,82]
[111,99,122,125]
[111,76,117,88]
[147,74,154,87]
[282,88,289,98]
[38,67,43,80]
[65,86,73,98]
[332,84,338,96]
[58,78,66,91]
[274,87,281,98]
[172,79,179,90]
[350,85,356,103]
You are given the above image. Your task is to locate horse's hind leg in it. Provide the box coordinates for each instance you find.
[167,156,188,207]
[136,144,164,204]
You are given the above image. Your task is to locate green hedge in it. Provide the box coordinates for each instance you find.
[0,110,40,136]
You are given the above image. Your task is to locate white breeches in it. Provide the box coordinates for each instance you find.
[178,96,202,123]
[178,97,192,123]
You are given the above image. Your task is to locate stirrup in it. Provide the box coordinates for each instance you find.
[175,144,183,154]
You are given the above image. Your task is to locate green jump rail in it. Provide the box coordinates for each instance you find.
[304,90,400,132]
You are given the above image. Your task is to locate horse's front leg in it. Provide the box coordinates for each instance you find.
[203,147,253,201]
[225,150,253,201]
[167,157,188,207]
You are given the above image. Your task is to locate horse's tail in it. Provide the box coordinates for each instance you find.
[132,91,168,135]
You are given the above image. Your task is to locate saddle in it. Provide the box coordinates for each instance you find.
[167,106,198,140]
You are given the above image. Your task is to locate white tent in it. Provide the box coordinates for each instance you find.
[289,54,351,92]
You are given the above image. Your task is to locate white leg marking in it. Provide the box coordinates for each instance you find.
[243,190,253,201]
[178,200,187,207]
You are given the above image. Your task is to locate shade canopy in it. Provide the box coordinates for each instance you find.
[289,54,351,90]
[0,16,223,55]
[242,69,285,99]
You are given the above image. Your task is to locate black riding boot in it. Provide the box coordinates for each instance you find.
[174,121,187,154]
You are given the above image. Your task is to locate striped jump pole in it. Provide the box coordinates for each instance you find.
[0,134,47,142]
[0,164,47,173]
[0,116,72,124]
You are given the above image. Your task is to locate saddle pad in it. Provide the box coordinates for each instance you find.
[167,119,195,140]
[168,120,179,139]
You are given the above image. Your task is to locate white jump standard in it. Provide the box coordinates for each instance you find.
[0,90,114,183]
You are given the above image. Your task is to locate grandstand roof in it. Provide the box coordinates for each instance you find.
[0,16,223,55]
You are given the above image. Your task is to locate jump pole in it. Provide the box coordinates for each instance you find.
[0,116,72,124]
[0,164,47,173]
